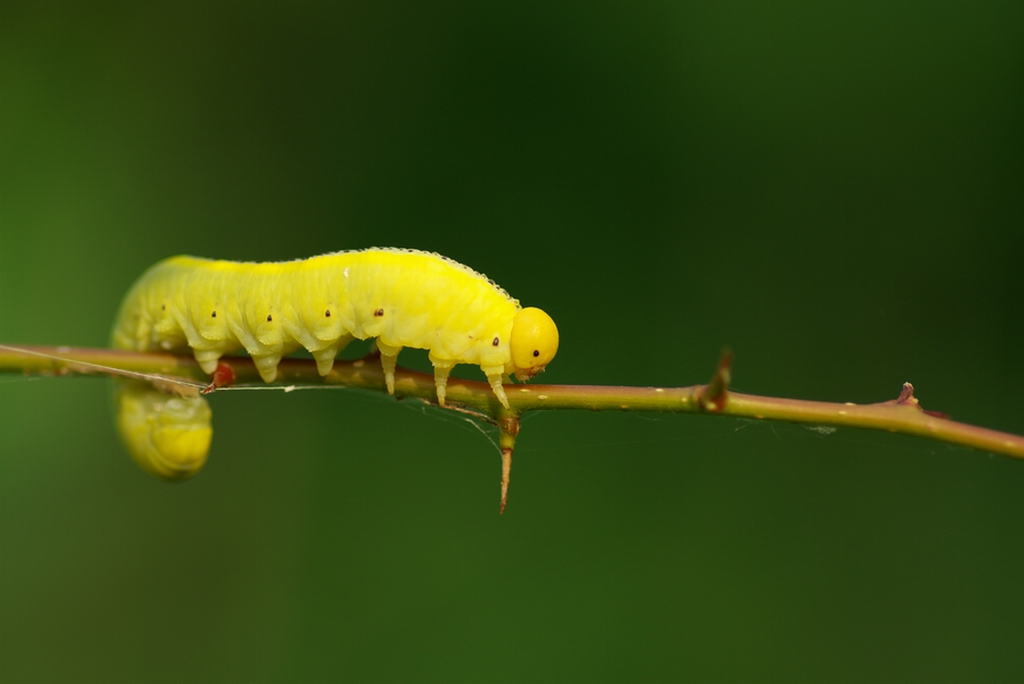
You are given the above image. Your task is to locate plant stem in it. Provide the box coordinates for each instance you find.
[2,344,1023,507]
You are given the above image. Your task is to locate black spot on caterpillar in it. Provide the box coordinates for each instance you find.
[111,248,559,480]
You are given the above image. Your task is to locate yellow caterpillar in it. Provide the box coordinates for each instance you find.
[111,248,559,481]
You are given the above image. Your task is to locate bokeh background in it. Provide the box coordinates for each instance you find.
[2,2,1022,682]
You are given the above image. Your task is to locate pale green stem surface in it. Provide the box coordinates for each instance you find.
[2,344,1022,511]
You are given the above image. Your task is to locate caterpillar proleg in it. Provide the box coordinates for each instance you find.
[111,248,559,480]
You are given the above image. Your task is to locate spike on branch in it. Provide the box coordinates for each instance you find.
[498,414,520,514]
[697,349,732,412]
[893,381,949,419]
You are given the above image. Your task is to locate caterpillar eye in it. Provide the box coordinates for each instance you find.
[211,311,217,318]
[325,310,331,317]
[266,314,273,322]
[533,349,539,357]
[492,337,499,346]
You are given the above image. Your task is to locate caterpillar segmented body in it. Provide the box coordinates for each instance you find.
[111,248,559,480]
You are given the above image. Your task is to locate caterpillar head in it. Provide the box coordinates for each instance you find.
[115,383,213,481]
[510,307,559,381]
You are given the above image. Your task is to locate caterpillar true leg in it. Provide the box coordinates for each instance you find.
[377,340,401,394]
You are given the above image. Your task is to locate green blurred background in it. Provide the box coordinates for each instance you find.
[1,2,1022,682]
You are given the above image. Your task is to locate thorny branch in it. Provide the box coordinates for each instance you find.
[2,344,1023,512]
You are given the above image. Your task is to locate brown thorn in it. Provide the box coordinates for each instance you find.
[894,381,949,419]
[498,414,520,514]
[698,348,732,412]
[896,382,916,405]
[500,448,512,514]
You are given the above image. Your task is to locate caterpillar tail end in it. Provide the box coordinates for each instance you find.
[114,381,213,481]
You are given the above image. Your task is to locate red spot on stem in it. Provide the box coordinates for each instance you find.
[201,362,236,395]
